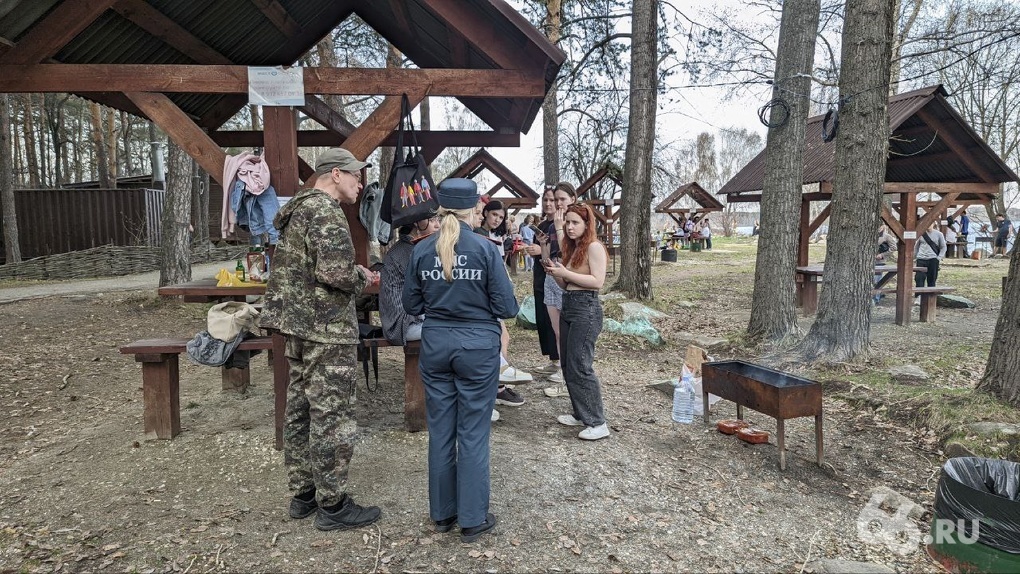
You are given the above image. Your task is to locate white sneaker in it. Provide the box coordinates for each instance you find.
[548,370,564,383]
[499,365,533,383]
[544,383,569,398]
[557,414,584,426]
[578,424,610,441]
[491,409,500,422]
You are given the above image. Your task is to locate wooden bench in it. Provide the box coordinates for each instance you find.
[119,336,284,445]
[359,338,425,432]
[874,286,955,322]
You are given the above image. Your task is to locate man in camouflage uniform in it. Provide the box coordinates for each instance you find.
[260,147,381,531]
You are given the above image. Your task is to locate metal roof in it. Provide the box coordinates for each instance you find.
[0,0,564,132]
[718,85,1020,198]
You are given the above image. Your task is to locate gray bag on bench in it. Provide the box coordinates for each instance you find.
[186,330,248,367]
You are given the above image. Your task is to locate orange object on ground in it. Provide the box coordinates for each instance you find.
[716,419,750,435]
[736,427,770,444]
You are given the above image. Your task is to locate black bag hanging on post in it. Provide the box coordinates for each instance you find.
[381,94,439,227]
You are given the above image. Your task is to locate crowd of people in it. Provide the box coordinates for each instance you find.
[262,147,612,543]
[658,214,713,250]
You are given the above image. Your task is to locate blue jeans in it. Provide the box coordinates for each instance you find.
[559,290,605,427]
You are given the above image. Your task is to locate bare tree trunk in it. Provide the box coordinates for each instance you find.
[889,0,924,94]
[611,0,657,299]
[978,247,1020,404]
[89,102,112,189]
[1,94,22,263]
[542,0,562,184]
[148,122,164,190]
[315,34,347,124]
[797,0,895,363]
[377,44,403,186]
[22,96,40,188]
[106,107,118,181]
[121,110,132,176]
[746,0,821,343]
[44,95,64,185]
[37,96,49,187]
[160,140,192,286]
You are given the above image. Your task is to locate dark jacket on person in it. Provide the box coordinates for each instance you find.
[402,221,519,336]
[380,234,421,346]
[259,188,369,344]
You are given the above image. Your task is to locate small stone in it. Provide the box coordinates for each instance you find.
[944,441,976,458]
[863,485,924,520]
[888,365,929,383]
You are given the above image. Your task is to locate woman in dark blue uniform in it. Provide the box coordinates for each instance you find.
[402,178,519,543]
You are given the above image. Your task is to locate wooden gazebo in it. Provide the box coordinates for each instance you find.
[654,181,725,227]
[577,163,625,247]
[447,148,539,212]
[719,85,1019,325]
[0,0,565,266]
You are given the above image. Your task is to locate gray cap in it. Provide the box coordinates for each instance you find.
[312,148,371,177]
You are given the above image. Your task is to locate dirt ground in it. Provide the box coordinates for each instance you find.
[1,240,1010,573]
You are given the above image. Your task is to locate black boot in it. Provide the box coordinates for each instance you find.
[314,494,381,531]
[289,488,317,519]
[461,513,497,543]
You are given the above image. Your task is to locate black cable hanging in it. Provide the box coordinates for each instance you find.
[758,98,791,128]
[821,95,852,142]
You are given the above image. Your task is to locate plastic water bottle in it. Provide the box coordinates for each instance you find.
[672,372,695,424]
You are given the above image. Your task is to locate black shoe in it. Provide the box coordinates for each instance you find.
[434,516,457,533]
[289,490,317,519]
[461,513,497,543]
[314,494,382,531]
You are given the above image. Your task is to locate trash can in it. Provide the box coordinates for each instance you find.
[927,457,1020,573]
[691,239,703,253]
[661,248,677,262]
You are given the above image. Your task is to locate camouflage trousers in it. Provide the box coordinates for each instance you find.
[283,337,358,507]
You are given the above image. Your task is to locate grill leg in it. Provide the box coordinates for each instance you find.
[815,414,824,466]
[777,418,786,471]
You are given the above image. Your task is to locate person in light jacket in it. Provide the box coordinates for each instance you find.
[914,221,947,295]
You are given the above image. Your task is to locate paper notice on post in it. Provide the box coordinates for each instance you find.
[248,66,305,106]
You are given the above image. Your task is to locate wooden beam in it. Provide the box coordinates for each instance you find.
[112,0,231,64]
[914,108,997,182]
[916,192,960,233]
[0,0,117,64]
[250,0,301,37]
[880,203,904,239]
[797,199,811,266]
[263,107,298,198]
[422,0,538,70]
[198,95,249,129]
[883,182,999,195]
[210,129,519,148]
[895,192,916,326]
[124,91,226,187]
[806,204,831,236]
[421,145,446,166]
[0,65,548,97]
[298,95,356,137]
[297,157,314,183]
[343,92,426,161]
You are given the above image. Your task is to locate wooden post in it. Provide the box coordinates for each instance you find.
[262,106,299,198]
[404,341,426,432]
[895,192,917,326]
[271,330,288,450]
[797,198,811,266]
[221,366,250,392]
[137,353,181,440]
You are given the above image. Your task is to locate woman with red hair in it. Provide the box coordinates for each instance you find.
[542,203,609,440]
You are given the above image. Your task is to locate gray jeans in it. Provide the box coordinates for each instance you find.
[560,290,605,427]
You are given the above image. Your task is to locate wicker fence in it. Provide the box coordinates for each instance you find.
[0,244,247,281]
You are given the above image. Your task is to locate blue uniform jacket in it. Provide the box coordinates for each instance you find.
[402,221,519,336]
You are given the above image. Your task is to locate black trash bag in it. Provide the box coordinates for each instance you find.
[933,457,1020,553]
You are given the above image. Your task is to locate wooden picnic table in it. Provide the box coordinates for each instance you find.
[157,279,288,448]
[795,264,925,315]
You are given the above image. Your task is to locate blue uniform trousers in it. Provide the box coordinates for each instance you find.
[419,325,500,529]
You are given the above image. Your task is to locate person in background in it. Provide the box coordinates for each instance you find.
[874,224,897,304]
[543,203,610,441]
[472,199,529,417]
[379,212,441,346]
[914,220,947,303]
[540,182,578,398]
[259,147,381,531]
[944,216,959,257]
[700,216,713,250]
[993,213,1013,257]
[959,212,971,257]
[752,220,760,237]
[519,214,537,272]
[402,178,519,543]
[523,187,562,381]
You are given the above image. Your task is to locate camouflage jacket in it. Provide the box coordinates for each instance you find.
[259,188,369,344]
